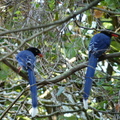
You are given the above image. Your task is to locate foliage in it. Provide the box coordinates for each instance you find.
[0,0,120,119]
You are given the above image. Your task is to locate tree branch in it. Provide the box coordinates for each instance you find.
[77,4,120,15]
[1,52,120,119]
[74,20,120,36]
[0,25,57,61]
[2,52,120,85]
[37,52,120,86]
[93,7,120,15]
[1,59,28,81]
[0,88,28,119]
[0,0,102,36]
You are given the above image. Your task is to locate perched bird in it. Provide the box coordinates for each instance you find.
[83,31,118,109]
[16,47,43,117]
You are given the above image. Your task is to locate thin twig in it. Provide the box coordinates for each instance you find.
[0,25,57,61]
[0,88,28,119]
[0,0,102,36]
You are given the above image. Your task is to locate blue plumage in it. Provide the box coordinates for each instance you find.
[83,32,114,109]
[28,69,37,107]
[16,50,36,70]
[16,47,42,117]
[83,54,97,100]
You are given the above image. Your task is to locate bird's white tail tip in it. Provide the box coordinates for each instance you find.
[83,99,88,109]
[29,107,38,117]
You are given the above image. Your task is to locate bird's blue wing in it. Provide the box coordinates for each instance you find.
[89,33,111,58]
[16,50,35,70]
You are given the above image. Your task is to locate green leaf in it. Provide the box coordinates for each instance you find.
[36,3,40,8]
[15,10,21,15]
[48,0,55,10]
[0,63,9,80]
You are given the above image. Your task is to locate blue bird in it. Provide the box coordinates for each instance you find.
[83,31,118,109]
[16,47,43,117]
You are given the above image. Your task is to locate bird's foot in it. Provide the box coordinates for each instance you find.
[18,66,22,73]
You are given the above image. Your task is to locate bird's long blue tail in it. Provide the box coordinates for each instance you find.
[28,68,38,117]
[83,54,97,109]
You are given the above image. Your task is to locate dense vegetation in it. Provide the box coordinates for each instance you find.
[0,0,120,119]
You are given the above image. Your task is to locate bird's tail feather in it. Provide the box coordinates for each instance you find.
[83,54,97,100]
[83,99,88,109]
[28,69,38,116]
[29,107,38,117]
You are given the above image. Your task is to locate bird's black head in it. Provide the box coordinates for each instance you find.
[101,30,118,37]
[27,47,43,57]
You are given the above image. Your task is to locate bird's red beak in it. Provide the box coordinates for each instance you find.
[38,53,43,57]
[112,34,118,37]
